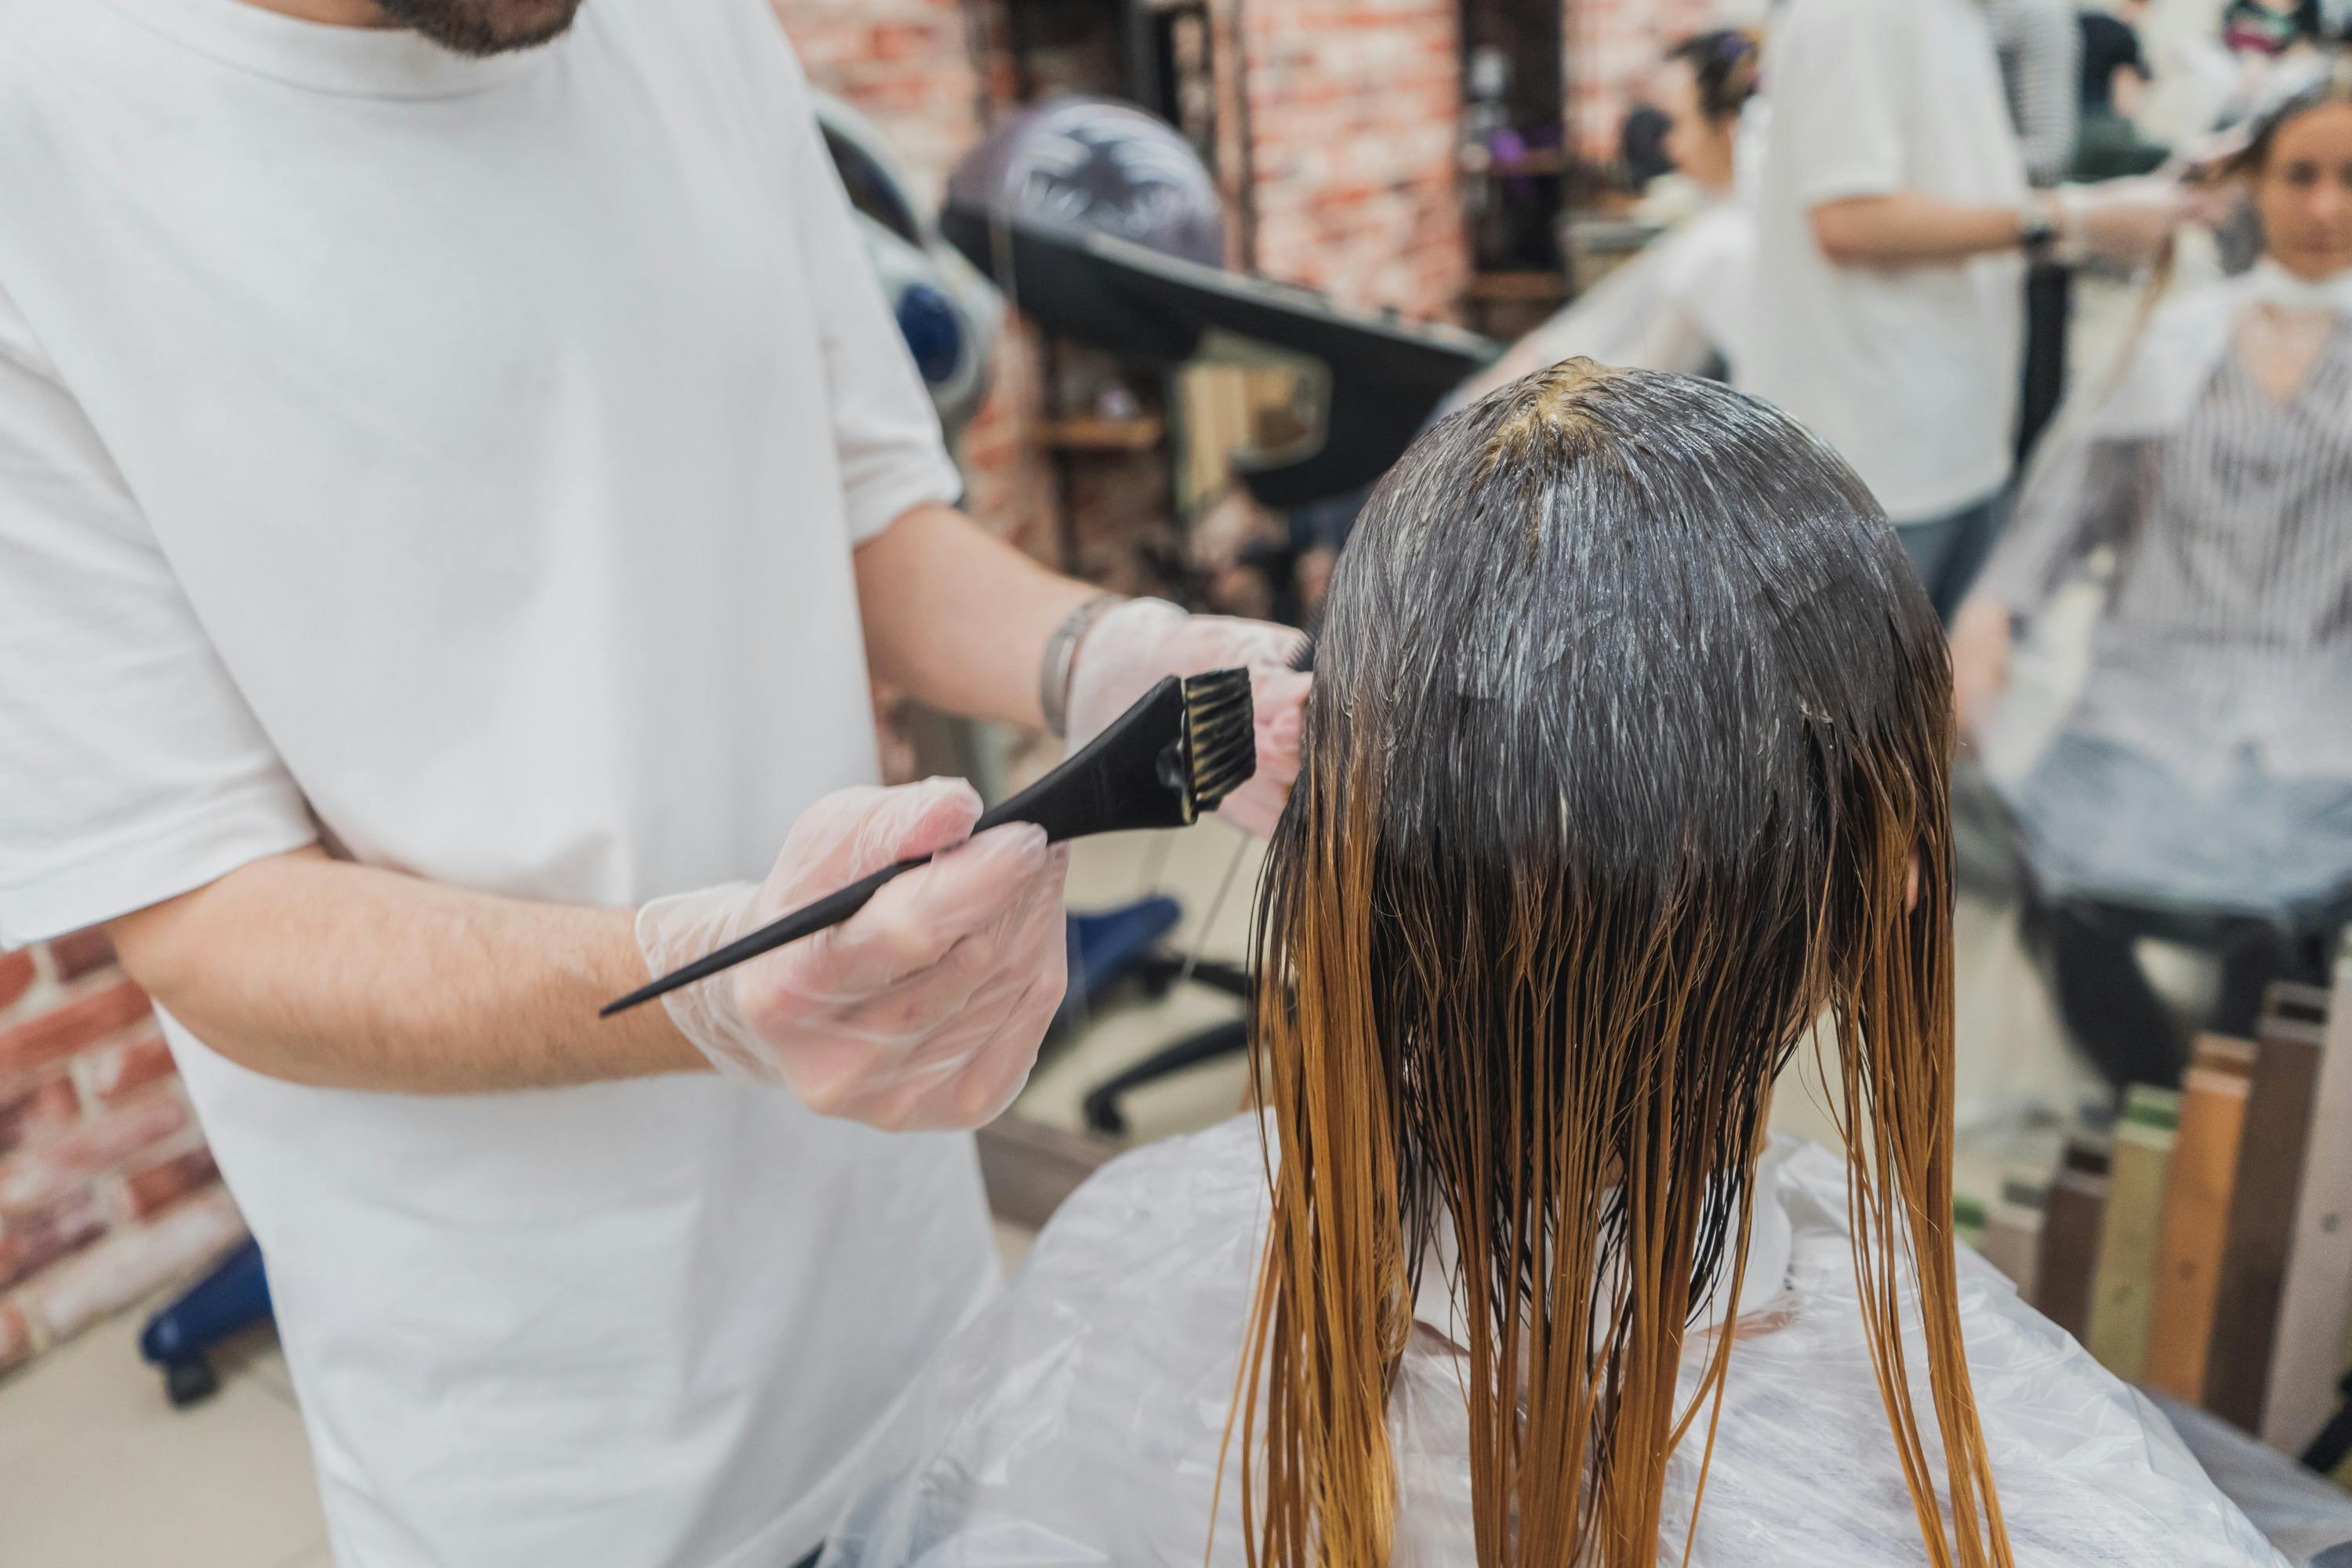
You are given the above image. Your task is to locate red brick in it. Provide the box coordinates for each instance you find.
[122,1146,220,1218]
[0,1194,107,1291]
[87,1030,176,1103]
[46,928,116,983]
[0,979,152,1080]
[0,1299,27,1373]
[0,1074,81,1161]
[30,1189,243,1343]
[0,951,33,1014]
[0,1093,188,1217]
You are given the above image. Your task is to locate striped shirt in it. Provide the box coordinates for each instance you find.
[1987,0,2083,185]
[1984,312,2352,791]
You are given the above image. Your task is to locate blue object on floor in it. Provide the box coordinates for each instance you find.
[1057,897,1185,1036]
[140,1236,270,1407]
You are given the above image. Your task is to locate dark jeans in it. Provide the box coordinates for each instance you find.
[1895,492,2005,622]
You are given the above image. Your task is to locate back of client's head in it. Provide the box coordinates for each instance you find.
[1240,362,2006,1566]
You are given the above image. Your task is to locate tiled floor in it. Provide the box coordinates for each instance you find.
[0,1305,328,1568]
[0,816,2103,1566]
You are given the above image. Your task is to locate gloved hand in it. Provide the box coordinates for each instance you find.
[637,779,1069,1131]
[1063,598,1309,838]
[2057,177,2209,268]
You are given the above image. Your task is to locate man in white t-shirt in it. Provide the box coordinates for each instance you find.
[0,0,1304,1563]
[1743,0,2186,616]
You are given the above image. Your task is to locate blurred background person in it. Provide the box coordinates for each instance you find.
[1990,0,2083,461]
[1952,60,2352,1093]
[1745,0,2192,619]
[1460,30,1764,395]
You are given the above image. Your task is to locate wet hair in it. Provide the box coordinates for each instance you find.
[1233,362,2009,1566]
[1664,30,1762,126]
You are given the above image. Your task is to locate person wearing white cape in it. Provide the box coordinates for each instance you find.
[1953,59,2352,1091]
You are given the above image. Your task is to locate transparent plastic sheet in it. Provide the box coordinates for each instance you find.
[1966,263,2352,920]
[2147,1394,2352,1566]
[818,1116,2285,1566]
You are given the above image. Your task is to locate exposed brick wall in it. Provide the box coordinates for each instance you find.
[1565,0,1721,160]
[1226,0,1470,323]
[0,933,241,1376]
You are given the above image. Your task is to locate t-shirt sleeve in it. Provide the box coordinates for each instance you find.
[0,295,314,946]
[756,13,965,546]
[1773,0,1910,206]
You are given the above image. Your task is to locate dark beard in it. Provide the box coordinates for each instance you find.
[372,0,585,56]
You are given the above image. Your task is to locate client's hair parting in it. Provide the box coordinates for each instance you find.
[1231,361,2013,1566]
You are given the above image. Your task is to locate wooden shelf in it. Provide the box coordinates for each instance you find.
[1036,415,1167,452]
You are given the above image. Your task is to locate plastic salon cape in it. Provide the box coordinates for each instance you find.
[819,1116,2283,1566]
[1973,260,2352,920]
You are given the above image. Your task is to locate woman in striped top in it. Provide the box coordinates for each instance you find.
[1953,60,2352,1091]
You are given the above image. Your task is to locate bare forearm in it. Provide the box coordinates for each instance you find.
[855,503,1099,728]
[1809,194,2026,266]
[109,847,703,1093]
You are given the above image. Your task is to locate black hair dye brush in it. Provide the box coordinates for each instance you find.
[601,668,1256,1018]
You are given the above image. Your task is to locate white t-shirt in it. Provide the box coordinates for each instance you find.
[1743,0,2028,525]
[0,2,993,1563]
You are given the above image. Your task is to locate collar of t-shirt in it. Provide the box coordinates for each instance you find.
[98,0,550,97]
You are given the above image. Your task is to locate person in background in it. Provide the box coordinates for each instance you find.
[1951,60,2352,1092]
[1461,31,1763,396]
[1744,0,2191,619]
[2078,0,2172,177]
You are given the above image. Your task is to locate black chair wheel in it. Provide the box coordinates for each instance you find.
[164,1356,220,1408]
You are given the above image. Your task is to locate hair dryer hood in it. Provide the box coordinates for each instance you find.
[942,96,1496,507]
[815,89,1000,438]
[944,96,1229,362]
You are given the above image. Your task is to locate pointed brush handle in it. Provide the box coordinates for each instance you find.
[602,674,1198,1018]
[598,860,917,1017]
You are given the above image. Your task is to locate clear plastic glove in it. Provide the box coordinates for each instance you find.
[637,779,1069,1131]
[1063,598,1309,838]
[2059,177,2205,268]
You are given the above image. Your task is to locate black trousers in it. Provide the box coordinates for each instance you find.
[2024,895,2337,1092]
[2018,262,2071,466]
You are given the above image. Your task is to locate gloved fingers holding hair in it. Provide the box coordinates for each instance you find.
[1062,597,1310,840]
[637,777,1069,1131]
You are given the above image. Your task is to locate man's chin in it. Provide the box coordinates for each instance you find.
[375,0,585,56]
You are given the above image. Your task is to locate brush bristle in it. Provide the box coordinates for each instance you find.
[1181,667,1257,815]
